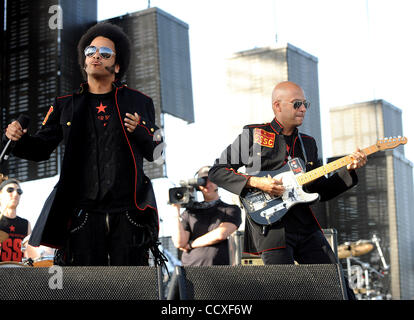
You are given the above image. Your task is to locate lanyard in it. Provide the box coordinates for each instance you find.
[286,132,308,167]
[297,132,308,165]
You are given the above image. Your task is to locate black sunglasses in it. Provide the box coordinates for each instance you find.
[6,187,23,195]
[84,45,115,59]
[289,100,310,109]
[290,100,310,109]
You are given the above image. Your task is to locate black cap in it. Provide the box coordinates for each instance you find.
[0,178,20,191]
[196,166,211,179]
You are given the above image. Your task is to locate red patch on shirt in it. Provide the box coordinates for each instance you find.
[42,106,54,125]
[254,129,275,148]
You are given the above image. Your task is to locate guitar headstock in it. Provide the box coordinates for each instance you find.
[377,136,407,150]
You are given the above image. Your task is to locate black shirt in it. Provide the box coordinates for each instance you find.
[0,216,28,262]
[77,91,135,213]
[89,91,114,130]
[180,200,242,266]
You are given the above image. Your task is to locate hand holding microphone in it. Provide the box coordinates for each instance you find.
[0,114,30,163]
[5,114,30,141]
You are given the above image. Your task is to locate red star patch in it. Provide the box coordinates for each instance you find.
[96,102,107,114]
[9,225,15,232]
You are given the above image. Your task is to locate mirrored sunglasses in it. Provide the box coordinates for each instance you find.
[6,187,23,195]
[291,100,310,109]
[84,45,115,59]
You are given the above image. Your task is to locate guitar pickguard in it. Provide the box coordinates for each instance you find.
[240,163,319,225]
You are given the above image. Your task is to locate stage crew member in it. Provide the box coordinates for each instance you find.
[2,23,163,266]
[171,166,241,266]
[209,81,367,299]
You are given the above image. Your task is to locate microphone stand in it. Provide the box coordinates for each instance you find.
[0,140,13,163]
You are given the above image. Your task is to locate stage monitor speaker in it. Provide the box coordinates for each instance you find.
[236,229,339,264]
[0,265,160,300]
[173,264,348,300]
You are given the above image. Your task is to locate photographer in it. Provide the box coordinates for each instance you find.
[171,166,241,266]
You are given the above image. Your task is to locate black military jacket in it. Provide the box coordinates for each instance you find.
[3,81,163,248]
[209,118,357,254]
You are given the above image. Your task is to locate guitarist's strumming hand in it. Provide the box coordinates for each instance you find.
[346,148,367,171]
[246,175,285,197]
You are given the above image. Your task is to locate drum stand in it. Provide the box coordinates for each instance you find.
[347,256,384,299]
[372,234,389,271]
[343,234,390,300]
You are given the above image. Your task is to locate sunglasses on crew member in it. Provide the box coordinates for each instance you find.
[84,46,116,59]
[6,187,23,195]
[289,100,310,109]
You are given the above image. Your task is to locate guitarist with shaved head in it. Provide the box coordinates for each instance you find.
[209,81,367,300]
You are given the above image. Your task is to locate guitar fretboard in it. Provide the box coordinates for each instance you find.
[295,144,379,186]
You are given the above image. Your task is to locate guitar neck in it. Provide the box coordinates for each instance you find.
[296,144,379,186]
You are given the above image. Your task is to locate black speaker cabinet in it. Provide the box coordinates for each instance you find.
[0,265,160,300]
[171,264,348,300]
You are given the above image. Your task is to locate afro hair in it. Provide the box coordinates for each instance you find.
[77,22,131,81]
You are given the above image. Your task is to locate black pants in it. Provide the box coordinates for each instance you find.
[261,230,336,264]
[63,209,150,266]
[261,230,356,300]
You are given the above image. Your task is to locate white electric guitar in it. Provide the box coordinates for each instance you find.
[239,137,407,225]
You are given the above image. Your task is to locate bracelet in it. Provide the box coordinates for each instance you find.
[188,240,193,251]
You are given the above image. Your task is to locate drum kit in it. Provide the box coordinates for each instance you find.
[338,234,390,300]
[0,233,55,268]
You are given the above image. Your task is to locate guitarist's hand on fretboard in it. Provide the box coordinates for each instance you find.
[246,175,285,197]
[346,148,368,171]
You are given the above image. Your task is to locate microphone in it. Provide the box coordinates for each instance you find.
[0,114,30,163]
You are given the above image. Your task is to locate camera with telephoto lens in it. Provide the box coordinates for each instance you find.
[168,177,207,208]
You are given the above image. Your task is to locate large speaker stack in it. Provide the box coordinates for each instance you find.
[169,264,348,300]
[0,228,346,301]
[0,263,348,300]
[0,266,160,300]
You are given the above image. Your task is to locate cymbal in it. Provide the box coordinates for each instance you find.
[337,243,351,259]
[351,242,374,257]
[338,249,352,259]
[338,243,350,251]
[337,240,374,258]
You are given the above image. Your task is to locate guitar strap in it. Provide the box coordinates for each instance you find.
[261,132,309,236]
[297,132,308,170]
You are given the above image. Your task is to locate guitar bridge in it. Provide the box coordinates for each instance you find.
[260,202,287,220]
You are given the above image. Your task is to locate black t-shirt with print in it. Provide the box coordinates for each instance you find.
[0,216,28,262]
